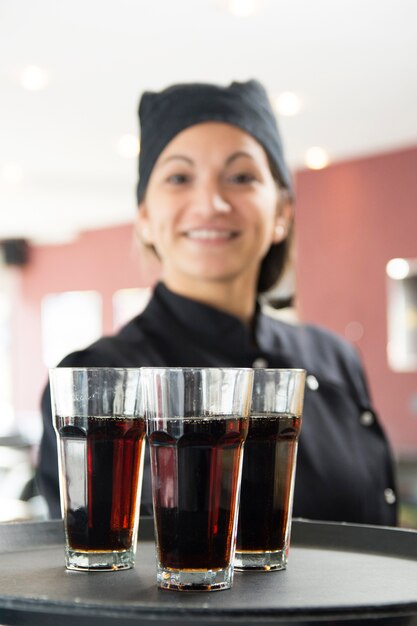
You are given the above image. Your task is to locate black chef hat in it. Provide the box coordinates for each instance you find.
[136,79,293,204]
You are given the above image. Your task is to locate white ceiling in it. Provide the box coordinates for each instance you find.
[1,0,417,245]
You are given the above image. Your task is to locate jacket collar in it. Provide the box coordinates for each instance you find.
[150,282,255,349]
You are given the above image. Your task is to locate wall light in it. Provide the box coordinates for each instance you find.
[305,146,329,170]
[386,258,410,280]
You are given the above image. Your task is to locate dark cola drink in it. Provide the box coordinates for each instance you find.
[236,414,301,558]
[148,416,247,571]
[56,415,145,552]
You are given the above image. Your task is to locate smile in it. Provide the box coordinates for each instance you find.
[184,229,239,240]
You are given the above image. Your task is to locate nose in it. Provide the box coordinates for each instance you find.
[195,180,231,215]
[212,192,231,213]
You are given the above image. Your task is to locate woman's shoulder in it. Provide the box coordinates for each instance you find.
[261,306,358,361]
[260,307,369,399]
[57,317,156,369]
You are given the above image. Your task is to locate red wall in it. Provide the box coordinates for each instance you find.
[294,145,417,453]
[11,225,160,417]
[11,145,417,455]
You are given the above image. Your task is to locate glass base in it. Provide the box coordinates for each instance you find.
[157,562,233,591]
[234,549,287,571]
[65,547,134,571]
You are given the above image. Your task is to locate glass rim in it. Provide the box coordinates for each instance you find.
[49,367,141,373]
[252,368,306,374]
[140,367,305,373]
[140,366,254,373]
[50,367,306,373]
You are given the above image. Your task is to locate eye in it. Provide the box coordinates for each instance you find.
[227,172,257,185]
[165,173,191,185]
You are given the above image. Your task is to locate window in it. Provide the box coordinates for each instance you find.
[386,258,417,372]
[41,291,102,367]
[0,288,13,436]
[112,287,151,331]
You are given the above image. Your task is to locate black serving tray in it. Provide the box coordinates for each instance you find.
[1,517,417,625]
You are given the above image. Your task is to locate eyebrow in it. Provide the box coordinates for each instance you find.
[159,155,194,166]
[225,151,255,165]
[159,151,255,167]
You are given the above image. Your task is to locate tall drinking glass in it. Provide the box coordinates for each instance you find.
[235,368,306,571]
[142,367,253,591]
[50,367,145,571]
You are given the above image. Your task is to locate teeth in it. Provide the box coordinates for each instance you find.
[186,230,234,240]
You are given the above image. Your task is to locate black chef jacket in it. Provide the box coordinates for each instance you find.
[36,282,397,525]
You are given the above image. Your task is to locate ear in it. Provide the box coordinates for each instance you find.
[272,198,293,244]
[136,202,153,245]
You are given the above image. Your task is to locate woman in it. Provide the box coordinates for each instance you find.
[36,79,397,525]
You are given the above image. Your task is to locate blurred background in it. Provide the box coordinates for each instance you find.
[0,0,416,524]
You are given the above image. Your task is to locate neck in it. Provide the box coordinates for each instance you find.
[162,276,258,324]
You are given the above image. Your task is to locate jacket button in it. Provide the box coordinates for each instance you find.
[384,488,397,505]
[252,357,268,368]
[306,374,319,391]
[360,410,375,426]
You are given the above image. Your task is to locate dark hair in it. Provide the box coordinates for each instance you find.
[256,156,294,295]
[257,227,293,294]
[137,79,293,203]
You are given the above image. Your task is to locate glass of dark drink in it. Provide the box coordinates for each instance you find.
[235,368,306,571]
[50,367,145,571]
[142,367,253,591]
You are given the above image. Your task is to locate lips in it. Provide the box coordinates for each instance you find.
[183,229,239,240]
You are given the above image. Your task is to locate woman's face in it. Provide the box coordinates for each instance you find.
[137,122,288,293]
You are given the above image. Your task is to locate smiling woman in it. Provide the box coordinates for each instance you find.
[137,122,289,321]
[36,79,397,529]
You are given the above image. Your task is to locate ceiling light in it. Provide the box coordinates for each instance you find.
[219,0,264,17]
[116,134,140,159]
[1,163,23,185]
[386,258,410,280]
[19,65,50,91]
[274,92,302,116]
[305,146,329,170]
